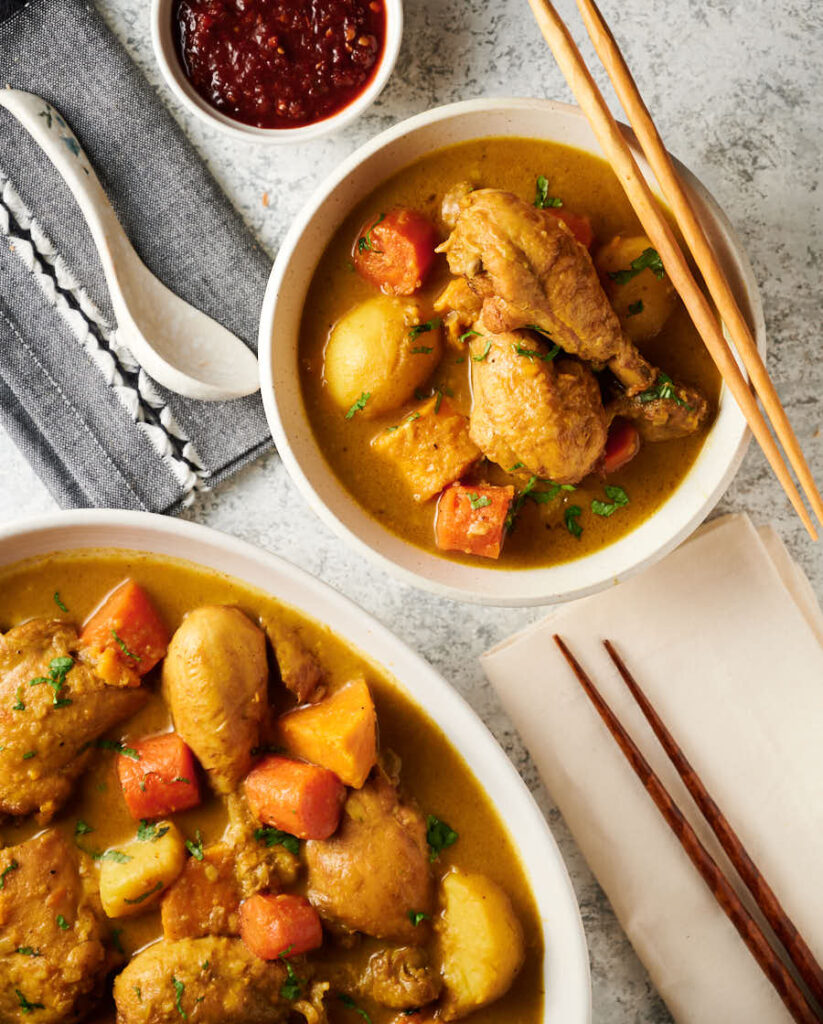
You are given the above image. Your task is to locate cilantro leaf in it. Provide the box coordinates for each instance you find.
[345,392,371,419]
[609,247,665,284]
[426,815,458,862]
[534,175,563,209]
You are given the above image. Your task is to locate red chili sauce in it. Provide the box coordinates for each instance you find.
[174,0,386,129]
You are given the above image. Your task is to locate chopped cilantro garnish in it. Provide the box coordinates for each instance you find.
[409,346,433,354]
[75,819,94,836]
[339,994,372,1022]
[511,342,560,362]
[12,685,25,711]
[356,212,385,254]
[172,976,187,1020]
[124,881,163,905]
[609,247,665,284]
[408,318,440,341]
[22,751,36,760]
[458,329,480,344]
[111,629,140,662]
[426,815,458,862]
[467,492,492,511]
[591,485,630,518]
[472,340,492,362]
[92,849,132,864]
[253,827,300,856]
[534,175,563,209]
[564,505,583,538]
[279,950,303,1001]
[16,990,45,1015]
[637,372,691,408]
[53,591,68,612]
[627,299,644,316]
[56,914,69,930]
[0,860,19,892]
[407,910,430,926]
[345,392,371,419]
[137,820,169,842]
[185,830,204,861]
[16,946,41,957]
[95,739,140,760]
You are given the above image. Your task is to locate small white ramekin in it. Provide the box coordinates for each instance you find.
[151,0,403,143]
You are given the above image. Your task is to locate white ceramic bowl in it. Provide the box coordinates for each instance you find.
[0,509,591,1022]
[259,98,764,605]
[151,0,403,143]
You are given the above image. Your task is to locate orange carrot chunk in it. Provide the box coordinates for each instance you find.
[274,678,377,789]
[604,418,641,475]
[435,483,515,560]
[81,580,169,675]
[547,208,594,249]
[240,893,323,960]
[353,207,440,295]
[117,733,201,820]
[244,755,345,840]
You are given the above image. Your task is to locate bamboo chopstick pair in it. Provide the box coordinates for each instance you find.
[555,635,823,1024]
[527,0,822,540]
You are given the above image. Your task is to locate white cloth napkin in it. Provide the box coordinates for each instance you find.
[481,514,823,1024]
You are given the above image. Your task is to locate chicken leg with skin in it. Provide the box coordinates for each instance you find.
[468,328,609,484]
[439,187,711,440]
[438,187,656,391]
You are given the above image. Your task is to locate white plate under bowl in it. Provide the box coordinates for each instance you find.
[0,509,592,1022]
[259,97,764,606]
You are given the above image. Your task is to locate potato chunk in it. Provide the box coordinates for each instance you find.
[162,606,268,794]
[99,821,186,918]
[323,296,442,418]
[437,869,525,1020]
[372,397,481,502]
[595,234,677,342]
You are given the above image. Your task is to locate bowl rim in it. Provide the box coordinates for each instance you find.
[150,0,404,143]
[0,508,593,1021]
[258,97,764,605]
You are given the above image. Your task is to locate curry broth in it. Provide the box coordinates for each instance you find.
[0,550,544,1023]
[299,136,721,568]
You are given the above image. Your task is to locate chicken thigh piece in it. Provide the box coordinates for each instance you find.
[469,330,609,484]
[438,188,656,393]
[0,830,112,1024]
[306,772,434,944]
[113,936,304,1024]
[0,619,147,821]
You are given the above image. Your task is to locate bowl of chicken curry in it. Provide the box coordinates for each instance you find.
[260,98,761,604]
[0,511,591,1023]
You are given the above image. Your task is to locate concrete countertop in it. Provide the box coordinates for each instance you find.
[1,0,821,1018]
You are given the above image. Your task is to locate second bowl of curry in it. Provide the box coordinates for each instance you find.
[259,98,763,605]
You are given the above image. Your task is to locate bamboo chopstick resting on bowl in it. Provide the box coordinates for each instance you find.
[526,0,821,541]
[553,635,823,1024]
[573,0,823,531]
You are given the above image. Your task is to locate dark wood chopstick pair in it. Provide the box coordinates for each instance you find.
[527,0,823,540]
[554,635,823,1024]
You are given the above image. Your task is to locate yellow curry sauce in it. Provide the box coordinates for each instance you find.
[299,136,721,568]
[0,550,544,1024]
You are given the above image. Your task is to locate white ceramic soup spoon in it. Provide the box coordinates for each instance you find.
[0,89,259,401]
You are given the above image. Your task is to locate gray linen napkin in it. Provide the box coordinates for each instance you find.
[0,0,273,512]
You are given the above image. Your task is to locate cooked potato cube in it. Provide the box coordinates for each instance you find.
[437,868,525,1020]
[372,397,480,502]
[323,296,442,418]
[99,821,186,918]
[595,234,677,342]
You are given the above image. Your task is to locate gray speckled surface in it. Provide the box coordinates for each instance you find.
[1,0,822,1019]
